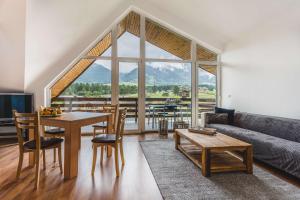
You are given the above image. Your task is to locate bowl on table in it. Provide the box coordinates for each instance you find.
[39,107,62,117]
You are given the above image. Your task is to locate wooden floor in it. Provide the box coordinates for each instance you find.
[0,134,299,200]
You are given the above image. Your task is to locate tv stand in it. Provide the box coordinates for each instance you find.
[0,123,18,146]
[0,121,14,126]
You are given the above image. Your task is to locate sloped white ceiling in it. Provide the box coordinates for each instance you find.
[133,0,300,49]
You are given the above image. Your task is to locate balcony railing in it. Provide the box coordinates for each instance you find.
[51,97,216,122]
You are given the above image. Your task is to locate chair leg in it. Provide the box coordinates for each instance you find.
[93,128,97,138]
[42,150,46,170]
[34,150,40,189]
[107,146,112,157]
[53,148,56,163]
[16,151,23,179]
[91,145,97,175]
[114,145,119,177]
[100,146,104,164]
[119,142,125,166]
[58,145,63,174]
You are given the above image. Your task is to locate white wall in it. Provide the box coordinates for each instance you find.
[0,0,26,92]
[25,0,131,107]
[221,11,300,119]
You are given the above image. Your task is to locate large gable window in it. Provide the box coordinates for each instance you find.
[50,11,219,133]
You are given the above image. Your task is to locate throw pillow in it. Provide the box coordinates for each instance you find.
[215,107,235,125]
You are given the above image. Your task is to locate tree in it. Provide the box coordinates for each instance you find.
[162,92,169,97]
[173,86,180,96]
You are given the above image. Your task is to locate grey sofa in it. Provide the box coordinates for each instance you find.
[202,112,300,178]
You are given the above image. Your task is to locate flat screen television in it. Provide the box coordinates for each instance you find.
[0,93,34,122]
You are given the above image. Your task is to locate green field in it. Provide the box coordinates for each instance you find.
[62,82,216,99]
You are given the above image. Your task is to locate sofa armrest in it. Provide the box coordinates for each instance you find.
[200,112,229,127]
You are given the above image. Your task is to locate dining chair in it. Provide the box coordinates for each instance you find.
[163,105,178,127]
[92,104,119,137]
[13,110,63,189]
[91,108,127,177]
[40,106,65,164]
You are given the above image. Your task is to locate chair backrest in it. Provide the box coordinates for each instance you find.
[102,104,119,130]
[13,110,40,151]
[115,109,127,142]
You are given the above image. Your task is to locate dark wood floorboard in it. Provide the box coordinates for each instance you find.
[0,133,298,200]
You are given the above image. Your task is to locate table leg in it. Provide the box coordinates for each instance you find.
[28,129,35,166]
[107,115,112,157]
[78,127,81,149]
[201,148,211,177]
[64,124,80,179]
[175,132,180,150]
[243,146,253,174]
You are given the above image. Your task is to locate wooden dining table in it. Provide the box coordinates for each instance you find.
[31,112,112,179]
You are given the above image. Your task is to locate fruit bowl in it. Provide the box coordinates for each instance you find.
[40,107,62,117]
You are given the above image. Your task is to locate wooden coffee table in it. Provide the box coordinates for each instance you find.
[175,129,253,177]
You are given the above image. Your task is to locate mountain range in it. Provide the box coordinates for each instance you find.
[75,63,215,85]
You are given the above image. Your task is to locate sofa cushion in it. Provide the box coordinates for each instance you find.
[233,112,300,143]
[91,134,117,143]
[208,123,300,178]
[208,124,253,142]
[215,107,235,125]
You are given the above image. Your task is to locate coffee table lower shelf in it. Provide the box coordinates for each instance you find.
[178,144,250,176]
[175,129,253,177]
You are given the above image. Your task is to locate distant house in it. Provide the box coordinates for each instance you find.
[180,89,190,98]
[199,87,209,93]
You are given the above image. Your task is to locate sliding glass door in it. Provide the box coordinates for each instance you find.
[145,62,192,131]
